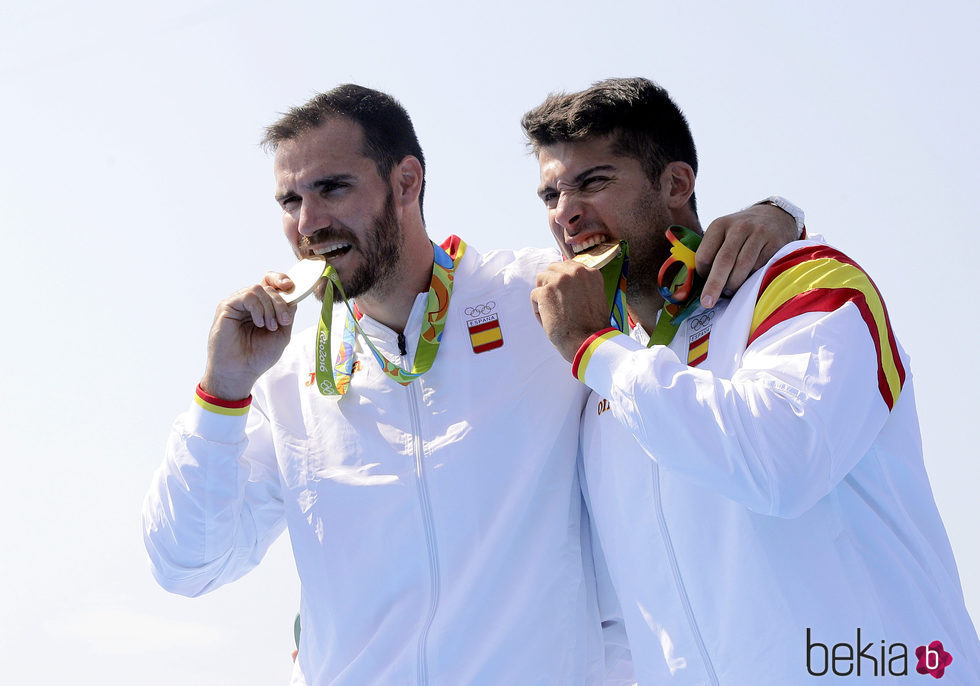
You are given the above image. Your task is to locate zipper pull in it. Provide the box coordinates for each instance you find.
[397,332,407,356]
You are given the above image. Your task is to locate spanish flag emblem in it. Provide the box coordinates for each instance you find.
[688,329,711,367]
[467,313,504,354]
[748,245,905,410]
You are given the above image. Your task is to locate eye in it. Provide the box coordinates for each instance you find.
[580,176,611,192]
[541,190,559,208]
[318,181,349,197]
[278,194,300,211]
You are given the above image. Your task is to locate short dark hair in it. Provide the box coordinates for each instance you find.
[262,84,426,216]
[521,77,698,211]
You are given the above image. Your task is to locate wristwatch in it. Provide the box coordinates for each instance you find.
[758,195,806,237]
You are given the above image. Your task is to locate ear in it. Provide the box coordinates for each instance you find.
[391,155,423,208]
[663,161,696,210]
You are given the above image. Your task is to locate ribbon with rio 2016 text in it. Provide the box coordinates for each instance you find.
[313,239,466,396]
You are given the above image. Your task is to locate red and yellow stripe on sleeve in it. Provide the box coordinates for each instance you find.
[748,246,905,410]
[572,328,621,383]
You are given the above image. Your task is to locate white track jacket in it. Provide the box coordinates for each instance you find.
[577,240,980,684]
[143,241,606,685]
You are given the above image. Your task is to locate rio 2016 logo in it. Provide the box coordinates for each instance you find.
[806,628,954,678]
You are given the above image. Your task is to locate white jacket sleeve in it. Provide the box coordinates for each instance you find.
[578,250,905,518]
[142,394,286,596]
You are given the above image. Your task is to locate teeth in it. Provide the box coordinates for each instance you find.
[572,235,609,254]
[313,242,351,257]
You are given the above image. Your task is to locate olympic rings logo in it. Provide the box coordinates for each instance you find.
[689,311,714,331]
[465,301,496,317]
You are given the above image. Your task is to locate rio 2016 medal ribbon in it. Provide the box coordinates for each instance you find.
[285,240,467,396]
[650,225,707,346]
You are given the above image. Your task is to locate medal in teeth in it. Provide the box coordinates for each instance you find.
[572,240,623,269]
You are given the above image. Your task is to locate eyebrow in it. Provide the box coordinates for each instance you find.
[275,174,357,204]
[537,164,617,199]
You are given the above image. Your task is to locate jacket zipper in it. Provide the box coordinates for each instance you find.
[407,363,439,686]
[653,463,720,686]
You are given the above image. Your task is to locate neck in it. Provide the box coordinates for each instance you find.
[631,210,702,335]
[355,221,433,333]
[628,296,664,337]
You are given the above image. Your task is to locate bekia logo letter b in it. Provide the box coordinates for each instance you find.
[916,641,953,679]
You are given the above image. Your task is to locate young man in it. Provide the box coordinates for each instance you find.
[527,77,980,684]
[142,84,799,685]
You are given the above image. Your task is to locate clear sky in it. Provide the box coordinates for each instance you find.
[2,1,978,683]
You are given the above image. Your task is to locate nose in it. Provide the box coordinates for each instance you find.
[553,191,583,234]
[297,198,332,237]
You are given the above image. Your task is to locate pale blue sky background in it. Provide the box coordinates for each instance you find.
[2,1,978,683]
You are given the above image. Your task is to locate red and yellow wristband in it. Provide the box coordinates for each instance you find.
[571,327,623,383]
[194,384,252,417]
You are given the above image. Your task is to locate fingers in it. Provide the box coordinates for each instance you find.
[245,287,277,330]
[529,290,543,326]
[696,203,800,307]
[753,236,785,269]
[532,263,566,329]
[530,287,543,325]
[224,283,296,331]
[536,260,579,285]
[698,217,741,308]
[203,274,300,401]
[258,272,297,330]
[263,271,294,293]
[699,226,768,308]
[531,261,612,362]
[723,230,769,291]
[694,220,725,278]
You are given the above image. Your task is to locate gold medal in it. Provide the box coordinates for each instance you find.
[571,241,623,269]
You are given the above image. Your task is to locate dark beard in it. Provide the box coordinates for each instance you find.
[305,189,402,302]
[622,192,674,305]
[336,189,401,300]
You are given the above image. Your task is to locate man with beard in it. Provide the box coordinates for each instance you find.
[143,84,802,685]
[528,77,980,684]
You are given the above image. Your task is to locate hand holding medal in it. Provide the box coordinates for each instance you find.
[199,265,304,402]
[571,240,629,334]
[202,239,466,400]
[531,241,628,363]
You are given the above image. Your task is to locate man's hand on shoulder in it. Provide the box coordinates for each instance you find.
[695,202,800,308]
[531,262,611,363]
[200,272,299,401]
